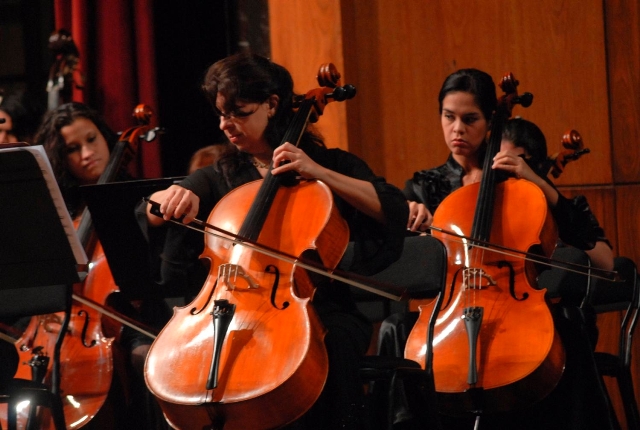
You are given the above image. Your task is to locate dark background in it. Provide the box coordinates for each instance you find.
[0,0,269,177]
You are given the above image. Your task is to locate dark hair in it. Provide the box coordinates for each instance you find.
[202,53,324,152]
[438,69,497,123]
[0,90,45,143]
[34,102,116,192]
[502,117,548,176]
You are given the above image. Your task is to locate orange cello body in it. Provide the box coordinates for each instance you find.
[405,179,565,414]
[17,253,115,427]
[145,178,349,429]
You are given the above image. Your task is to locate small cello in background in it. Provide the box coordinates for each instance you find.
[542,129,590,179]
[46,29,84,111]
[0,105,161,430]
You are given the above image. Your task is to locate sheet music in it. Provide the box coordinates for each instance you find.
[0,145,88,278]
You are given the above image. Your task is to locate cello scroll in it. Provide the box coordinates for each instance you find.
[545,129,590,179]
[46,29,83,110]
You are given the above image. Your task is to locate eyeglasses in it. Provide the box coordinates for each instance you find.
[217,105,260,121]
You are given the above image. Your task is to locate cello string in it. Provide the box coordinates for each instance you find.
[71,294,157,339]
[144,196,407,301]
[426,225,621,283]
[175,220,405,301]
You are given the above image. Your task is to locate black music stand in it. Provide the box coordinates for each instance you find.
[79,177,183,300]
[0,145,87,430]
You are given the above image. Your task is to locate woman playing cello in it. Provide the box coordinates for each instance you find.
[141,53,409,429]
[377,66,615,428]
[35,102,169,429]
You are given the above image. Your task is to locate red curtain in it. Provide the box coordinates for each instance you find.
[54,0,162,178]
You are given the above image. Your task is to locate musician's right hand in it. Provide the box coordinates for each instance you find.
[407,201,433,232]
[147,185,200,226]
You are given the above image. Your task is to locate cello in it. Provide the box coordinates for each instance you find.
[543,129,590,179]
[144,64,357,430]
[0,105,160,429]
[46,29,83,111]
[405,73,565,416]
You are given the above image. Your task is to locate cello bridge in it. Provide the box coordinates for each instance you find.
[218,264,258,290]
[463,267,496,290]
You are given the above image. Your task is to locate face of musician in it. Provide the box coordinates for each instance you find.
[441,91,489,160]
[0,110,18,144]
[60,117,110,185]
[216,94,277,162]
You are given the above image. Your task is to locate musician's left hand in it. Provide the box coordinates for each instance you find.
[271,142,326,179]
[492,149,537,182]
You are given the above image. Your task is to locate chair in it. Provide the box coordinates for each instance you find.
[589,256,640,430]
[0,147,87,430]
[357,234,447,430]
[538,247,640,430]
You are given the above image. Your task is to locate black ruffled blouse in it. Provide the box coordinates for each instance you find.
[403,154,610,251]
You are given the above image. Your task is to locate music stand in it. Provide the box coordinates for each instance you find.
[79,177,183,300]
[0,145,87,428]
[0,145,87,302]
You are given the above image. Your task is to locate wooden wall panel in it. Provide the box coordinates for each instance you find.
[339,0,611,189]
[268,0,349,152]
[615,185,640,270]
[605,0,640,184]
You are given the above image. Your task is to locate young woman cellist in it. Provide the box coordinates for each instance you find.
[140,53,409,429]
[35,102,170,429]
[378,66,615,428]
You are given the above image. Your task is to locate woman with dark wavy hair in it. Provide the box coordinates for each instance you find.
[142,52,409,429]
[34,102,117,215]
[34,101,170,429]
[404,68,497,232]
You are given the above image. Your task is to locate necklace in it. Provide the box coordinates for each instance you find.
[251,157,270,169]
[465,169,482,184]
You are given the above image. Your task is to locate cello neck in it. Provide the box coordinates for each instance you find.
[470,73,533,243]
[238,97,316,241]
[470,100,510,243]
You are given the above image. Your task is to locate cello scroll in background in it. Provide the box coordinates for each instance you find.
[46,29,83,111]
[543,129,590,179]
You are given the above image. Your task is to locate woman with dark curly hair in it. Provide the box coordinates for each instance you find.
[34,102,117,215]
[141,53,409,429]
[33,102,170,429]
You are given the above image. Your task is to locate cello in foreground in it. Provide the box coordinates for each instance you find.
[405,74,565,416]
[144,64,356,430]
